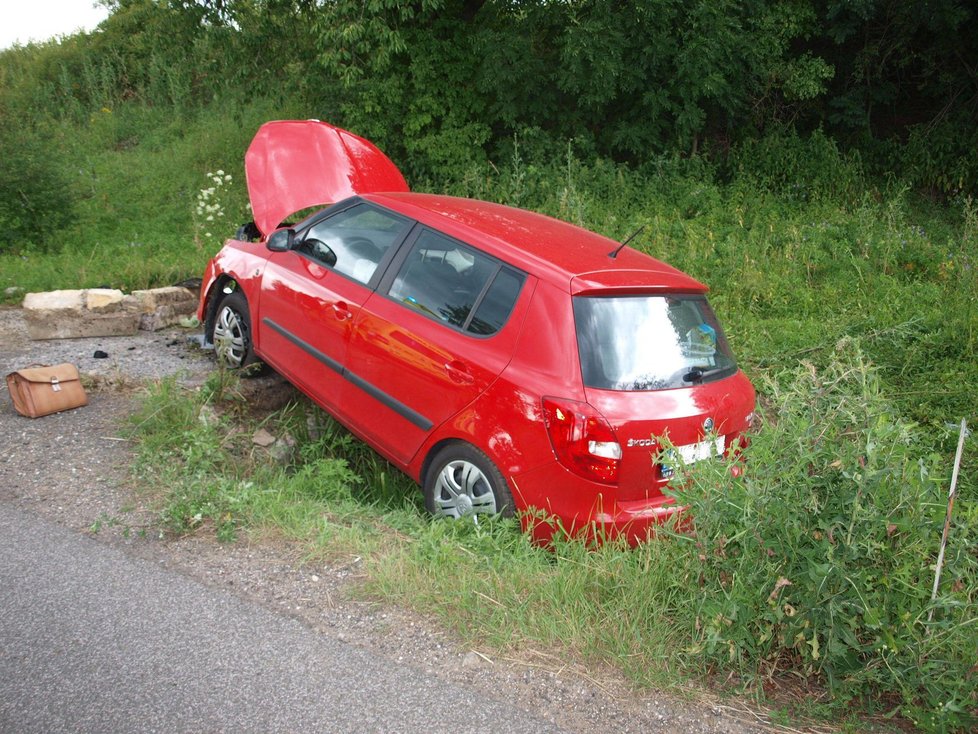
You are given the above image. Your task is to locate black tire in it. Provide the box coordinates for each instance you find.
[424,443,514,519]
[211,291,263,372]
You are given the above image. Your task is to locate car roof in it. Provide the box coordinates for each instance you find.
[364,192,708,294]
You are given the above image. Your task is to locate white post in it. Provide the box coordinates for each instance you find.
[928,419,969,623]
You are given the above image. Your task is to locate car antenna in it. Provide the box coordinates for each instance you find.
[608,224,646,259]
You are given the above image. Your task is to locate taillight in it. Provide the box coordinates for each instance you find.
[542,397,621,484]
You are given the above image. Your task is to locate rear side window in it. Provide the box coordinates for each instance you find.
[388,230,524,335]
[468,269,524,335]
[574,294,737,390]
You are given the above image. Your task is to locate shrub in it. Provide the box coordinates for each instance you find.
[0,122,75,253]
[900,117,978,197]
[662,340,977,729]
[725,127,866,205]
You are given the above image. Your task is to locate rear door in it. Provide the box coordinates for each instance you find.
[342,228,529,465]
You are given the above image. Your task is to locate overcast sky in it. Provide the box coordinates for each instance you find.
[1,0,111,50]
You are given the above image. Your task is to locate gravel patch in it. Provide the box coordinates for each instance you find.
[0,306,815,734]
[0,305,213,384]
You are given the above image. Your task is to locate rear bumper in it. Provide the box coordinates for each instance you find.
[524,496,682,547]
[510,462,680,547]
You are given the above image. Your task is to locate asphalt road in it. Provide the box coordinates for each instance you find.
[0,504,562,734]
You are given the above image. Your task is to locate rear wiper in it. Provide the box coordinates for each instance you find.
[682,366,727,383]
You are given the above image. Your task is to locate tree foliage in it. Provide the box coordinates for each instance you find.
[0,0,976,188]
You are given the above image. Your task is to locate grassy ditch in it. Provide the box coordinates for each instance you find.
[128,346,977,731]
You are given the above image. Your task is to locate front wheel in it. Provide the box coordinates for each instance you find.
[424,444,514,520]
[212,291,262,371]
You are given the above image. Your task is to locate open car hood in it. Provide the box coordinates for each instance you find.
[245,120,410,237]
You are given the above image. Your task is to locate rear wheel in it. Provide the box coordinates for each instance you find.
[212,291,262,371]
[424,444,514,520]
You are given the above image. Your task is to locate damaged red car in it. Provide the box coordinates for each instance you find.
[198,120,755,544]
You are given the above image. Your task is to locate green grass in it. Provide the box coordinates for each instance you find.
[0,101,298,294]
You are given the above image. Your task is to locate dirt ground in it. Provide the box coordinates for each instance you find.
[0,306,827,734]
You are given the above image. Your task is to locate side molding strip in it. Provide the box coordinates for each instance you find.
[263,318,434,431]
[263,318,343,374]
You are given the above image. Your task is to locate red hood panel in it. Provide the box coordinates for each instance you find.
[245,120,409,237]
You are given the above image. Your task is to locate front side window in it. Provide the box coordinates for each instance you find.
[297,203,410,285]
[574,294,737,391]
[388,230,524,335]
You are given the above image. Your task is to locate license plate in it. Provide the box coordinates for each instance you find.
[676,436,725,463]
[660,436,725,478]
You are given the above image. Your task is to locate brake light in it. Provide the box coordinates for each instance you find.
[542,397,621,484]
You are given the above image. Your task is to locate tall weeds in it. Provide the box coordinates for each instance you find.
[658,342,976,727]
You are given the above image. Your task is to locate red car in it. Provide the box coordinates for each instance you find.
[198,120,755,544]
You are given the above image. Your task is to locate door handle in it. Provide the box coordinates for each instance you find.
[332,302,353,320]
[444,361,474,385]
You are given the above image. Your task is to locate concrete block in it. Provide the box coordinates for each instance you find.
[84,289,126,311]
[23,290,84,311]
[23,288,139,340]
[131,286,196,311]
[24,310,140,340]
[131,286,197,331]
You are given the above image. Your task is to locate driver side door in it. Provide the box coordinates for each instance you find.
[257,202,412,412]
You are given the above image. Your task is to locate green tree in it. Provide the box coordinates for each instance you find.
[2,0,975,190]
[307,0,837,168]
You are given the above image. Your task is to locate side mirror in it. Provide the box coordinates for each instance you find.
[266,228,295,252]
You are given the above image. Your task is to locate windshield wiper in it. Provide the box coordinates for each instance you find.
[682,366,728,383]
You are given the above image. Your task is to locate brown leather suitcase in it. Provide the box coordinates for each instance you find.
[6,363,89,418]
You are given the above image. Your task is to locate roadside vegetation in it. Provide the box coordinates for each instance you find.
[128,341,976,731]
[3,1,976,730]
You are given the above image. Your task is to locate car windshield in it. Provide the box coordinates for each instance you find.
[574,294,737,391]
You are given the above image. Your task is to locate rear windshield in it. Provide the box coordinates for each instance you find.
[574,294,737,391]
